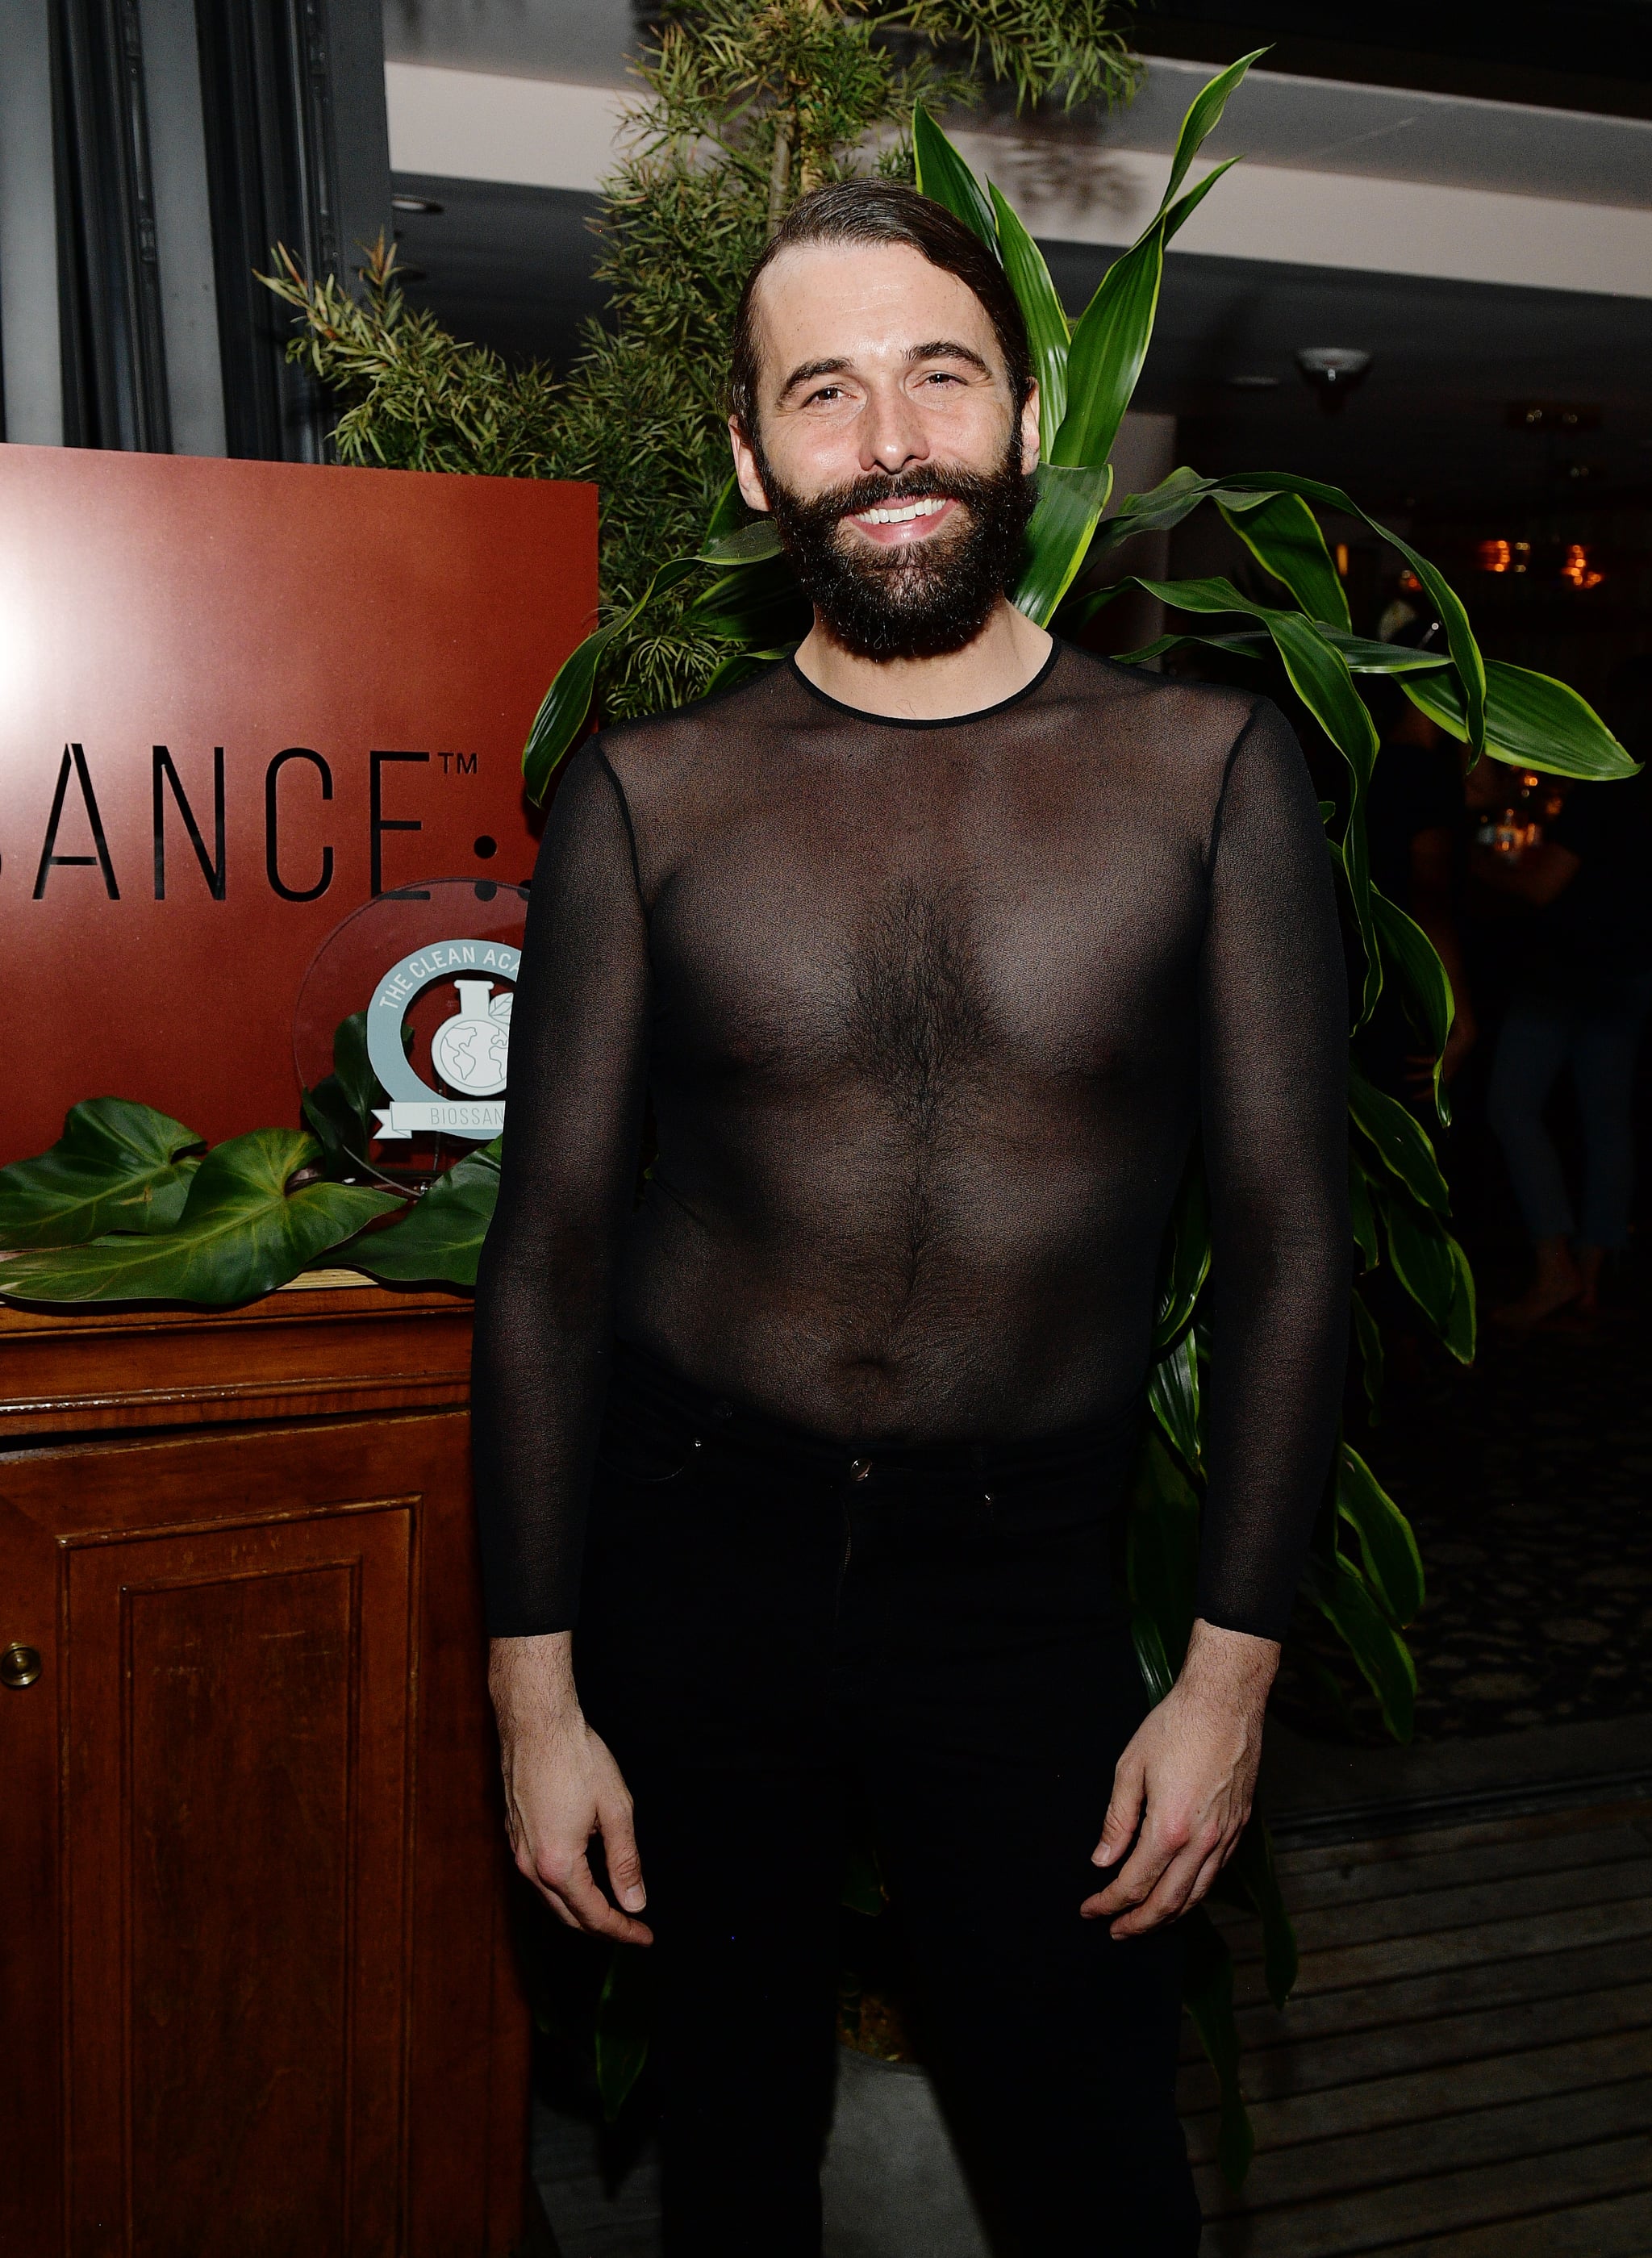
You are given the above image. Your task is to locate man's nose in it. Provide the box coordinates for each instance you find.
[859,383,929,474]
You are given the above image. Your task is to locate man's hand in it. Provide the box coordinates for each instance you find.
[1083,1619,1279,1938]
[489,1632,653,1945]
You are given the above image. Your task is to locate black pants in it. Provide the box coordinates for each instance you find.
[576,1343,1201,2258]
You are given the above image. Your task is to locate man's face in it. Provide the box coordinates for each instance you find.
[730,241,1041,660]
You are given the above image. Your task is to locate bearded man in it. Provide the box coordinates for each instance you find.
[474,179,1348,2256]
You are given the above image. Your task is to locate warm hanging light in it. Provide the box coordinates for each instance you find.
[1561,543,1604,590]
[1476,540,1531,574]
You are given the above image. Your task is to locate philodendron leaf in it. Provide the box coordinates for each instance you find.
[354,1140,502,1288]
[0,1099,205,1248]
[302,1009,389,1172]
[0,1129,396,1305]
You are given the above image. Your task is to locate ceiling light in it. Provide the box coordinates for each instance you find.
[392,194,444,215]
[1295,347,1371,414]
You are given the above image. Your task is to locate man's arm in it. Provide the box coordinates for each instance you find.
[1087,701,1350,1938]
[471,743,653,1937]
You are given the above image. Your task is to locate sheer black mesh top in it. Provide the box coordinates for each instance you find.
[473,640,1350,1644]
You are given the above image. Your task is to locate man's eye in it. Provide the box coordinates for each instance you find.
[920,371,963,387]
[807,386,845,405]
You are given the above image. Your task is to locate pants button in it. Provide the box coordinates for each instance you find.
[849,1457,873,1482]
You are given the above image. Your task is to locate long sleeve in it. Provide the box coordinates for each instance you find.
[1195,700,1351,1641]
[472,743,652,1636]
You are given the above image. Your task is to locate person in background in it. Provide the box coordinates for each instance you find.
[1479,657,1652,1328]
[1364,683,1476,1105]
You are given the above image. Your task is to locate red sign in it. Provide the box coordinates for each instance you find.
[0,444,596,1162]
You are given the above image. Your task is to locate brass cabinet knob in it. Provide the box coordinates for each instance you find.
[1,1643,43,1690]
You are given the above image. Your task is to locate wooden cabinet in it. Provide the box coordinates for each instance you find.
[0,1285,528,2258]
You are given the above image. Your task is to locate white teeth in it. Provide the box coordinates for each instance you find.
[855,496,948,525]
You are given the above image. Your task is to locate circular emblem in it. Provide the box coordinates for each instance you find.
[365,937,521,1142]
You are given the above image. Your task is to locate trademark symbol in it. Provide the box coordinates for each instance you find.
[437,751,478,776]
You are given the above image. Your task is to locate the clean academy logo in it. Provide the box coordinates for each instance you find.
[366,938,519,1140]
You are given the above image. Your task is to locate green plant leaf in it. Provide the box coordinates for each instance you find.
[1337,1442,1425,1626]
[1148,1330,1202,1473]
[989,182,1068,457]
[1301,1551,1416,1742]
[523,553,705,803]
[0,1099,204,1248]
[1402,657,1637,782]
[1326,634,1452,674]
[912,102,997,248]
[1350,1284,1384,1421]
[1348,1156,1379,1274]
[1220,1819,1298,2010]
[1091,465,1265,556]
[1014,462,1112,626]
[1218,490,1350,629]
[1049,229,1163,473]
[1348,1064,1450,1213]
[1378,1188,1475,1362]
[1182,1907,1255,2189]
[1158,48,1268,215]
[1370,886,1454,1125]
[700,518,784,566]
[354,1141,502,1287]
[302,1010,388,1172]
[1128,1430,1201,1699]
[703,471,748,547]
[0,1129,396,1305]
[1153,1157,1211,1350]
[594,1942,655,2127]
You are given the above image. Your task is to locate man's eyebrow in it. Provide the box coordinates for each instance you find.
[905,339,991,374]
[778,356,853,397]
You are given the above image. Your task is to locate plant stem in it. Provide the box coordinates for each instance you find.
[767,107,795,236]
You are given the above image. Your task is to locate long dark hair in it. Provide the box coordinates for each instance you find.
[728,179,1033,439]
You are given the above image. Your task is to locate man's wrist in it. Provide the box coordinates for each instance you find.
[1177,1617,1280,1708]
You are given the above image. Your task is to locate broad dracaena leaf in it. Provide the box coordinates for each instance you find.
[1301,1551,1416,1743]
[1218,490,1350,629]
[1350,1284,1384,1421]
[1218,1820,1298,2009]
[1153,1157,1211,1350]
[1014,463,1112,626]
[989,182,1068,456]
[1337,1443,1425,1626]
[354,1141,502,1288]
[1181,1909,1255,2189]
[1148,1330,1201,1472]
[1402,657,1637,781]
[1106,467,1488,756]
[1127,1430,1201,1701]
[1377,1190,1475,1363]
[0,1130,396,1305]
[0,1098,204,1248]
[912,102,997,248]
[522,553,707,803]
[594,1939,655,2127]
[1370,884,1455,1125]
[1130,575,1383,1023]
[1348,1062,1450,1212]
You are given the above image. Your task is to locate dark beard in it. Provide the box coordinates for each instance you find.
[753,434,1036,662]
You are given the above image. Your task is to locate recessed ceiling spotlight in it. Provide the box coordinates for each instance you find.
[1296,346,1371,414]
[1228,374,1281,389]
[392,194,444,215]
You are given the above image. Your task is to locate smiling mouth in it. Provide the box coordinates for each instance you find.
[851,495,952,527]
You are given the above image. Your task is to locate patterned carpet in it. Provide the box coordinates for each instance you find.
[1275,1254,1652,1748]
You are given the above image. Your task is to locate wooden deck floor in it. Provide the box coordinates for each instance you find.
[1185,1799,1652,2256]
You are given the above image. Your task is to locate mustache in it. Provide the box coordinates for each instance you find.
[804,464,997,526]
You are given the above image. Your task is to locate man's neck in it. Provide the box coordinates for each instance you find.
[793,597,1053,722]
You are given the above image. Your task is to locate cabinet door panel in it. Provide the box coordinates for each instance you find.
[65,1507,413,2258]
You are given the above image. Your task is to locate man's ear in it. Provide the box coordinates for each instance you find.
[728,416,771,514]
[1020,379,1042,477]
